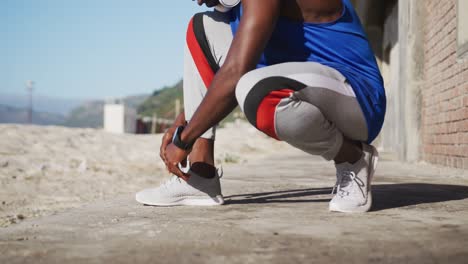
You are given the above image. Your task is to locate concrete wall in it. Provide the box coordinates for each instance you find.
[422,0,468,169]
[374,0,425,162]
[457,0,468,57]
[347,0,468,168]
[378,2,400,157]
[398,0,425,162]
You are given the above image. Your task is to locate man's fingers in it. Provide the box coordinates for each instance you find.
[160,133,171,149]
[168,162,189,181]
[172,162,184,177]
[162,140,190,180]
[180,157,187,167]
[160,144,167,162]
[160,131,173,163]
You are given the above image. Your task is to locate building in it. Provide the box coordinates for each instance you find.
[103,100,137,134]
[351,0,468,169]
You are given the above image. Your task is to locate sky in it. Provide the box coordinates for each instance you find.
[1,0,209,100]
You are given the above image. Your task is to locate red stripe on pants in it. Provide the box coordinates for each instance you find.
[256,89,294,140]
[186,18,214,88]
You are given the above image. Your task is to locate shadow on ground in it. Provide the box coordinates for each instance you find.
[226,187,332,204]
[225,183,468,211]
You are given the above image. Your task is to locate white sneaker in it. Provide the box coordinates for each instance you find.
[329,143,379,213]
[135,169,224,206]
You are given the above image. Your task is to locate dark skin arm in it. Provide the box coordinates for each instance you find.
[163,0,282,178]
[159,112,186,173]
[183,0,282,142]
[163,0,344,178]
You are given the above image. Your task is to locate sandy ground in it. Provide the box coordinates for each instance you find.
[0,122,289,227]
[1,143,467,263]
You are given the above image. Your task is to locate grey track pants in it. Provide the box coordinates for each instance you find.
[184,11,368,160]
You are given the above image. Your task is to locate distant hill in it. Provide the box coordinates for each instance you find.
[62,100,104,128]
[63,94,149,128]
[0,93,85,116]
[0,104,66,125]
[1,78,245,129]
[0,94,148,128]
[138,80,183,119]
[138,79,245,125]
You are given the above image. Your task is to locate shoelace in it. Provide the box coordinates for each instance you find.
[331,170,350,195]
[331,170,366,198]
[162,175,182,189]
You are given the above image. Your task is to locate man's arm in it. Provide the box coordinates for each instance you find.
[159,112,186,166]
[162,0,281,178]
[180,0,281,144]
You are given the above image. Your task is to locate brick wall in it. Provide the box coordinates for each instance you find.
[423,0,468,169]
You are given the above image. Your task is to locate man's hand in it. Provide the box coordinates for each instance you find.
[159,112,191,181]
[159,125,177,166]
[163,143,191,181]
[196,0,219,8]
[160,113,187,165]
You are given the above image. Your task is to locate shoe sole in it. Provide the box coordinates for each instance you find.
[329,145,379,213]
[135,194,225,207]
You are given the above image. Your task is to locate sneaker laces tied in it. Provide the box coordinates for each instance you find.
[331,170,348,195]
[332,170,366,198]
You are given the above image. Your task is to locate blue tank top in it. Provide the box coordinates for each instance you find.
[229,0,386,143]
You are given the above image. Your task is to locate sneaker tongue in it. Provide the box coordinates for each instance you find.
[336,164,355,188]
[335,160,363,189]
[335,162,353,171]
[339,173,353,188]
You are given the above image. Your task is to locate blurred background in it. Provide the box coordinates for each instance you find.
[1,0,468,170]
[1,2,468,261]
[1,0,212,131]
[1,1,468,254]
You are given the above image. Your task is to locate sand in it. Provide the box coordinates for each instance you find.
[0,122,290,227]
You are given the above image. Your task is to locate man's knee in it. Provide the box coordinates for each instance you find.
[235,70,258,111]
[186,11,230,47]
[186,12,210,49]
[235,70,274,131]
[236,73,306,136]
[186,12,209,37]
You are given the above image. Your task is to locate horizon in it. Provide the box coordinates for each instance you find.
[1,0,208,100]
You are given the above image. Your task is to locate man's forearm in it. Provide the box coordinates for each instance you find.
[174,112,186,126]
[180,68,240,144]
[179,0,281,144]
